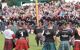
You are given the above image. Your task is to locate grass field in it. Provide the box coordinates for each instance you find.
[0,33,42,50]
[0,33,4,50]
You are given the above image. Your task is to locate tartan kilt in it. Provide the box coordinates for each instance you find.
[15,38,28,50]
[74,41,80,50]
[4,39,13,50]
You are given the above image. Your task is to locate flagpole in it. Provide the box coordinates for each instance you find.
[35,0,39,26]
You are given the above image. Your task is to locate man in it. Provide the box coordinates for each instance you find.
[34,21,44,46]
[56,23,72,50]
[42,20,56,50]
[3,22,15,50]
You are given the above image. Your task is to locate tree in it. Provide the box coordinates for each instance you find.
[7,0,21,6]
[7,0,50,7]
[7,0,14,6]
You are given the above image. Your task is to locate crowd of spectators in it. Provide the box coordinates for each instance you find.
[0,1,80,31]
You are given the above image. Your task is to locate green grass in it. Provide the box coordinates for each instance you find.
[0,33,4,50]
[29,34,42,50]
[0,33,42,50]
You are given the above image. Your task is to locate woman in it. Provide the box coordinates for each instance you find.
[3,22,15,50]
[42,20,56,50]
[74,27,80,50]
[15,22,29,50]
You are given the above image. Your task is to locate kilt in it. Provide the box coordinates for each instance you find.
[59,41,70,50]
[4,39,13,50]
[15,38,28,50]
[74,41,80,50]
[42,42,56,50]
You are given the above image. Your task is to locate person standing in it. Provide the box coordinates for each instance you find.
[42,20,56,50]
[3,22,15,50]
[56,23,72,50]
[74,27,80,50]
[15,22,29,50]
[34,21,44,46]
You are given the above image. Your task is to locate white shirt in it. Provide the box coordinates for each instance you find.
[3,29,14,39]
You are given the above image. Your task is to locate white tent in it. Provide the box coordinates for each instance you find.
[2,3,8,9]
[65,0,80,3]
